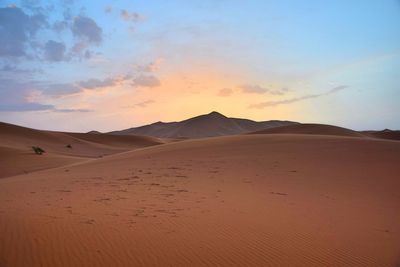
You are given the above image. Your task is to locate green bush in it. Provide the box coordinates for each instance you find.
[32,146,45,155]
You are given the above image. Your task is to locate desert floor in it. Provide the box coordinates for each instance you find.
[1,134,399,266]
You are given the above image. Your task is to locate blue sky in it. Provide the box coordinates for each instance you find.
[0,0,399,131]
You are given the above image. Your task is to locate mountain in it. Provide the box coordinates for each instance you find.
[110,111,299,138]
[87,130,102,134]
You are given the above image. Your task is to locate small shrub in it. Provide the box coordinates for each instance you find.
[32,146,45,155]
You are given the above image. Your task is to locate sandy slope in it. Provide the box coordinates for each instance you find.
[0,122,163,178]
[0,146,84,178]
[0,134,399,267]
[64,132,162,149]
[248,123,366,137]
[0,121,162,156]
[363,130,400,141]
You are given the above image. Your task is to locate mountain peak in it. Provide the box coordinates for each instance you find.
[87,130,101,134]
[206,111,226,117]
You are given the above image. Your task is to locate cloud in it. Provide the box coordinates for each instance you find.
[72,16,102,44]
[70,41,88,55]
[41,75,131,98]
[42,77,122,98]
[0,102,55,112]
[132,75,161,87]
[328,85,348,94]
[42,83,82,97]
[52,20,69,33]
[0,103,91,113]
[240,84,287,95]
[69,16,102,59]
[84,50,92,59]
[0,6,47,58]
[130,100,155,108]
[0,78,39,101]
[135,58,164,73]
[240,84,268,94]
[218,88,233,97]
[44,40,66,61]
[53,108,92,113]
[78,78,116,89]
[0,64,41,75]
[249,85,348,109]
[120,9,144,22]
[0,6,97,62]
[0,78,89,112]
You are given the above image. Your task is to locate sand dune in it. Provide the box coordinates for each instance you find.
[0,122,163,178]
[0,121,163,156]
[0,134,399,266]
[65,132,162,149]
[0,146,84,178]
[363,129,400,141]
[248,123,366,137]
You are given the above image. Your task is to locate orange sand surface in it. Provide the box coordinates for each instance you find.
[1,134,399,266]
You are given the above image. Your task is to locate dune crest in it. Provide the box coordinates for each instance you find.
[248,123,366,137]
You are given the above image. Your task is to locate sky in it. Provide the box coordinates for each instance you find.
[0,0,399,132]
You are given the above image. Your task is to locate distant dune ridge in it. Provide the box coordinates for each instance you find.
[109,111,299,138]
[247,123,366,137]
[362,129,400,141]
[0,121,162,178]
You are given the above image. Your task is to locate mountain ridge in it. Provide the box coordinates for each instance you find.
[110,111,299,138]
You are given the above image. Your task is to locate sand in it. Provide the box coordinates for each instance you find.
[1,133,399,266]
[248,123,366,137]
[0,122,162,178]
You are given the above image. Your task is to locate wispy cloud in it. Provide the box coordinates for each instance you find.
[42,83,82,97]
[53,108,92,113]
[120,9,144,22]
[0,102,54,112]
[0,103,91,113]
[0,79,92,113]
[42,75,134,98]
[129,100,155,108]
[240,84,288,95]
[217,88,233,97]
[134,58,164,73]
[132,75,161,87]
[249,86,348,109]
[78,77,118,89]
